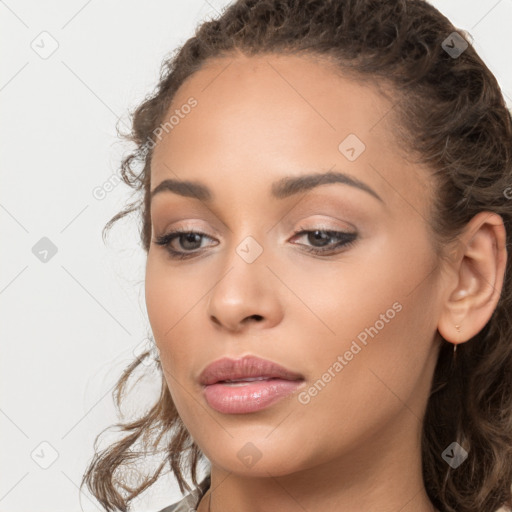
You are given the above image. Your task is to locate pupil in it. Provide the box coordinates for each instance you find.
[309,230,330,247]
[182,233,201,250]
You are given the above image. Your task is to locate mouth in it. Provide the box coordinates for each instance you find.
[199,355,305,414]
[199,355,304,386]
[216,376,285,386]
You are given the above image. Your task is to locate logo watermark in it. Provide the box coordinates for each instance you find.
[442,441,468,469]
[92,171,123,200]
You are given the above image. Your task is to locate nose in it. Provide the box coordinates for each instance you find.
[210,312,265,332]
[207,260,284,333]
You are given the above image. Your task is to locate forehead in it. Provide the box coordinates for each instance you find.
[155,54,393,150]
[150,53,429,207]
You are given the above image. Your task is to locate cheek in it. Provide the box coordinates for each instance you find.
[144,253,200,370]
[145,251,222,419]
[145,251,200,336]
[292,297,437,465]
[291,239,439,449]
[289,227,436,358]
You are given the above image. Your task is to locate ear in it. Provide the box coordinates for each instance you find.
[437,211,508,345]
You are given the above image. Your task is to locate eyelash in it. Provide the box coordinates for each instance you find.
[153,226,358,260]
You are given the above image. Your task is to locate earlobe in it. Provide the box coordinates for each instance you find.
[437,211,507,346]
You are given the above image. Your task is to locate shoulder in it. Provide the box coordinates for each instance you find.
[156,475,211,512]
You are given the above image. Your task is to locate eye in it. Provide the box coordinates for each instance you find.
[153,230,217,260]
[153,227,358,260]
[290,227,358,256]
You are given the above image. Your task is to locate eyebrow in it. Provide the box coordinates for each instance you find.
[150,171,383,203]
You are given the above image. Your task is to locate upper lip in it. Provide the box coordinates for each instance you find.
[199,355,304,386]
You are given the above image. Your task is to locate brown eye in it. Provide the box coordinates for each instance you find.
[153,230,217,260]
[291,228,358,255]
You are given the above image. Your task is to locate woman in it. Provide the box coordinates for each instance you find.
[82,1,512,511]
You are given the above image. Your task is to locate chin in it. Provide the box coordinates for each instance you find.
[199,434,317,478]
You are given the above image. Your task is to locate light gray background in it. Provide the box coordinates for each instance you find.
[1,1,511,511]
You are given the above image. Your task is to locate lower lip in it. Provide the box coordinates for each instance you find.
[203,378,304,414]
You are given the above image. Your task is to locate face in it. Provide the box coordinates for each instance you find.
[145,53,444,477]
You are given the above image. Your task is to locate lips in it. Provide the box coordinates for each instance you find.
[199,355,304,386]
[199,355,305,414]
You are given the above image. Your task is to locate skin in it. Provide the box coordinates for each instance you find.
[145,53,507,512]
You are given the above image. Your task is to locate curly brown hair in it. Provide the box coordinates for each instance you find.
[81,1,512,511]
